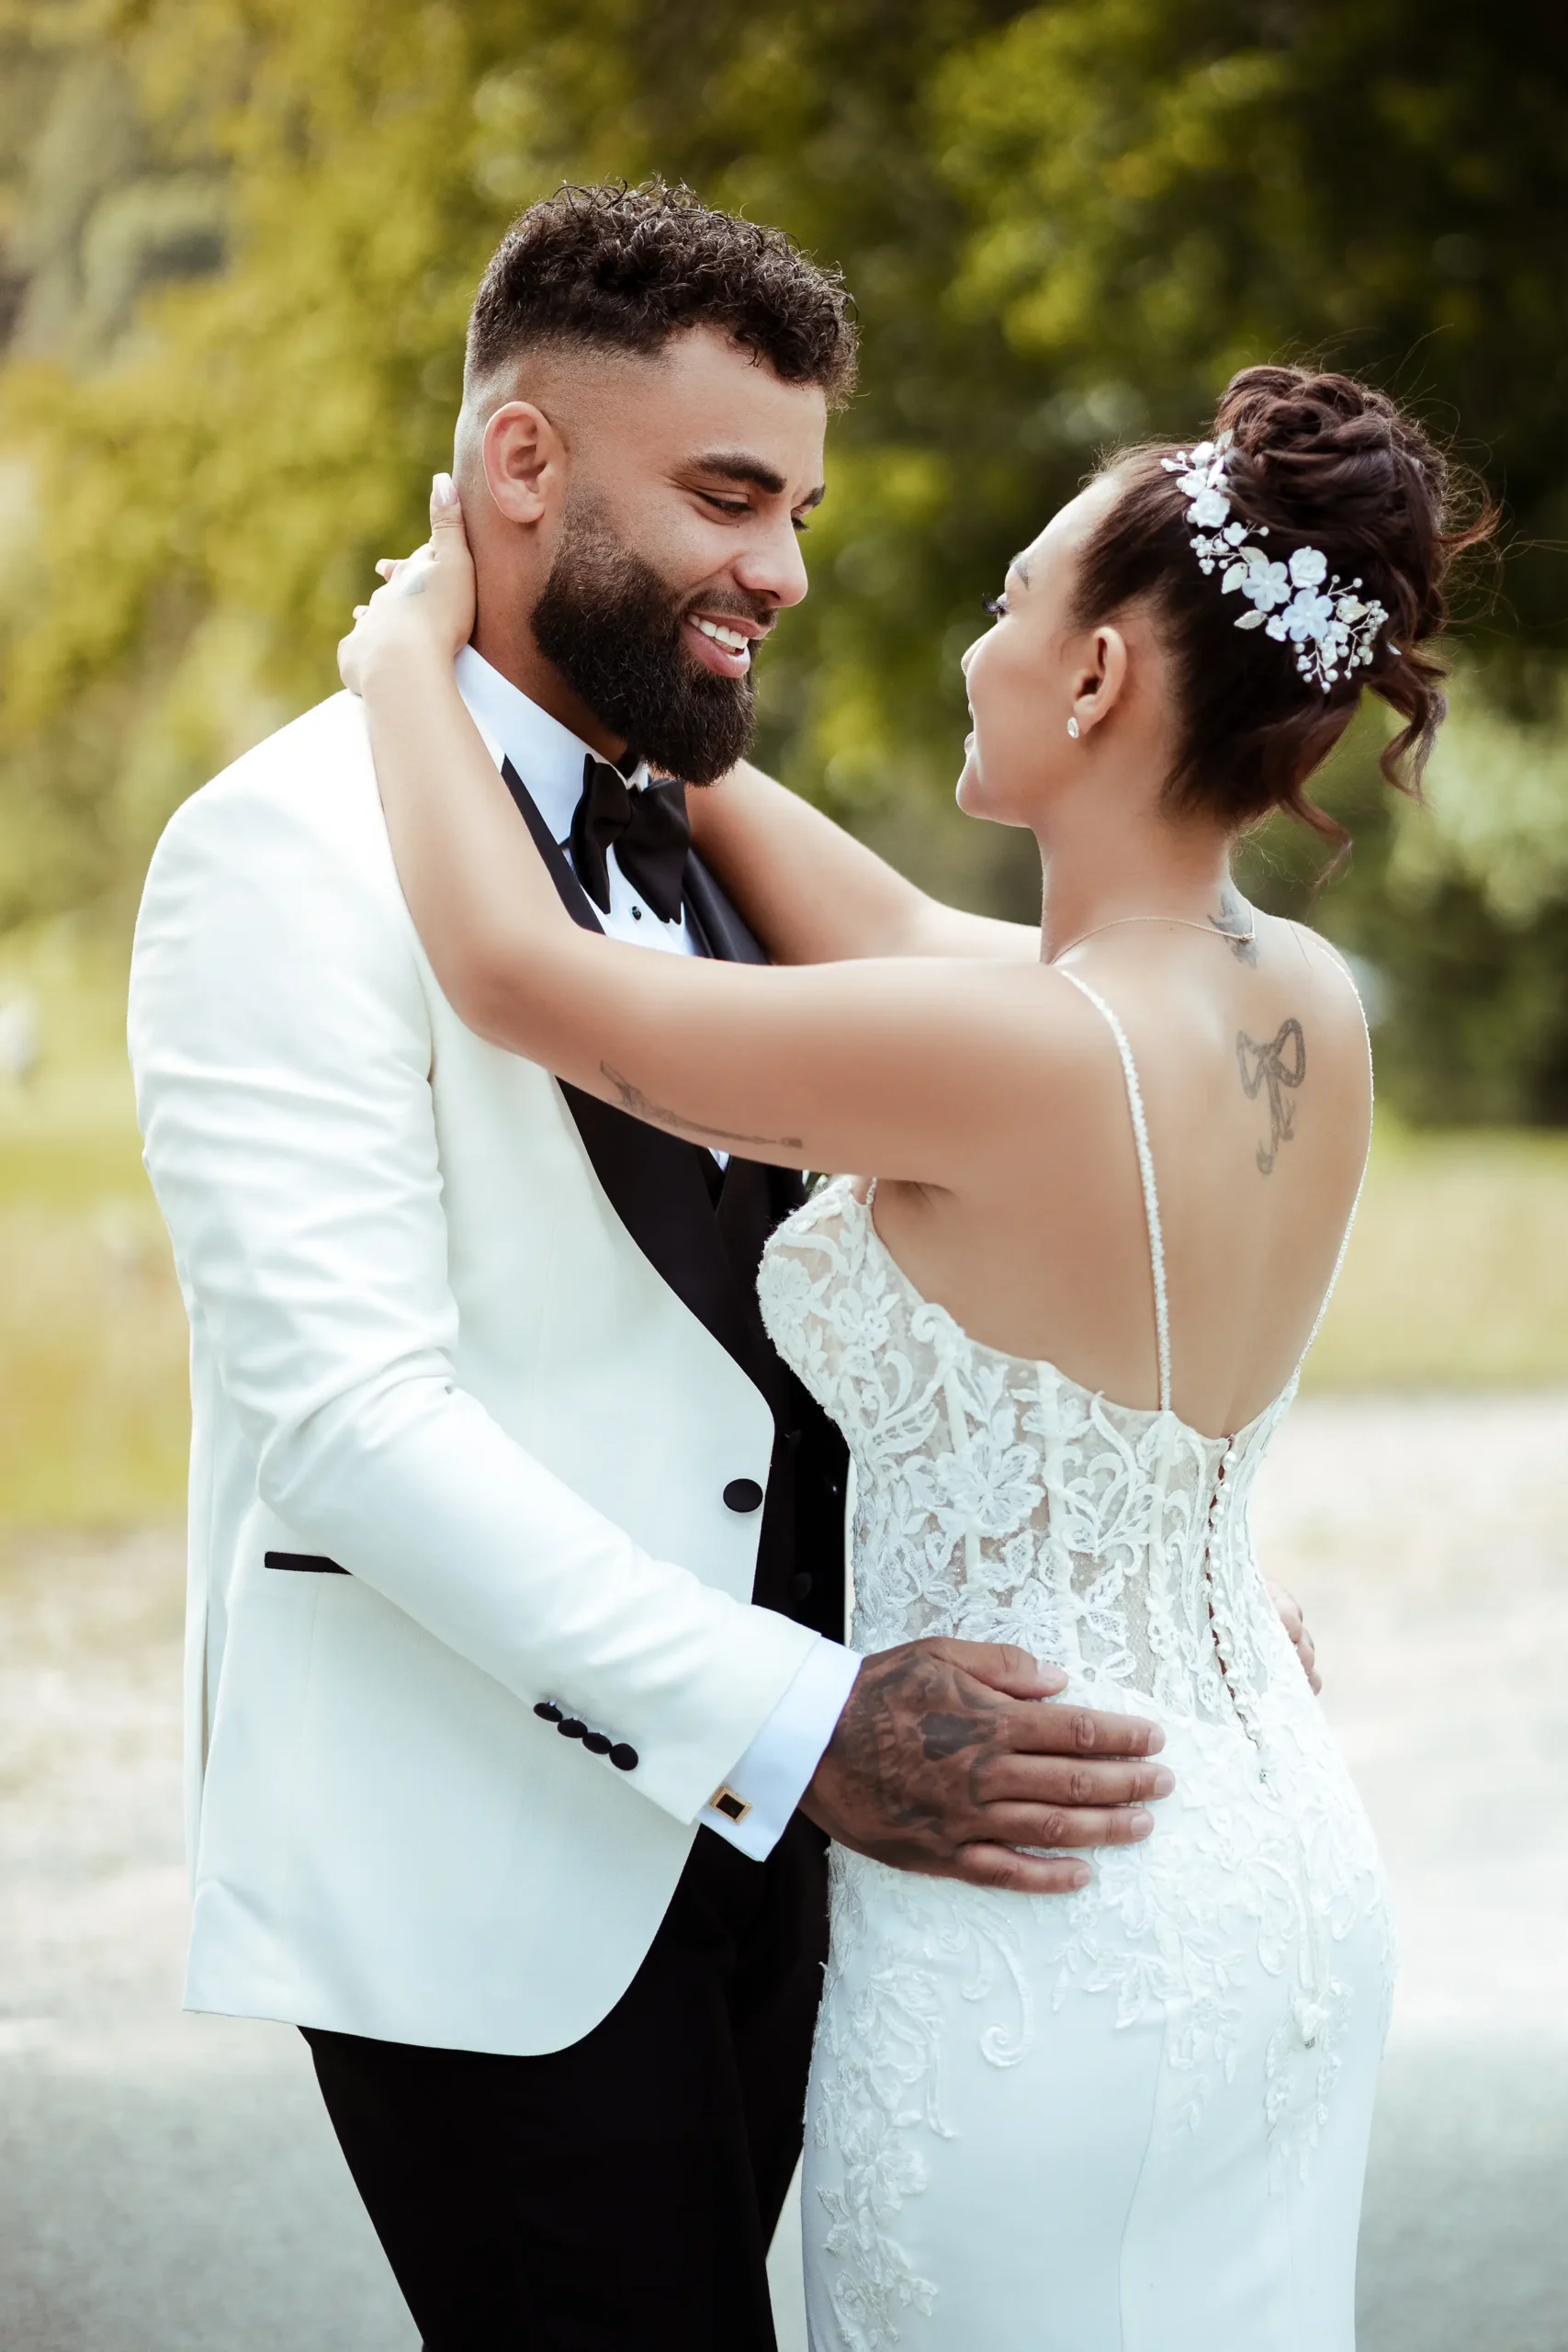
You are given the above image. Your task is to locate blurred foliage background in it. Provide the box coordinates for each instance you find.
[0,0,1566,1522]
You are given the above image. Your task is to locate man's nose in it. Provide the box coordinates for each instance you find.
[732,512,809,611]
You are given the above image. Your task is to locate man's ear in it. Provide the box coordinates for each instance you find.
[479,401,565,527]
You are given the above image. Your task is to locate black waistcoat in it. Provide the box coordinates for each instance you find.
[500,760,849,1647]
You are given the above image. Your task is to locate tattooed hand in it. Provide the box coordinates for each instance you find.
[802,1639,1174,1895]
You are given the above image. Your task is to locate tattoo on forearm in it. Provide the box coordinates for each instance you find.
[1236,1018,1306,1173]
[599,1061,803,1151]
[1210,888,1258,966]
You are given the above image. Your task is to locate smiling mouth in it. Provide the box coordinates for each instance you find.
[692,617,753,654]
[681,610,768,679]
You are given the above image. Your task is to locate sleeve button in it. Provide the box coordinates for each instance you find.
[558,1718,587,1740]
[534,1701,563,1723]
[723,1478,765,1514]
[609,1744,639,1772]
[581,1731,612,1756]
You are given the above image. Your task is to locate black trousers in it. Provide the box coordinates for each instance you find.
[304,1814,829,2352]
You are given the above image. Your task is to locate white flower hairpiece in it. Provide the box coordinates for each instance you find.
[1160,431,1391,693]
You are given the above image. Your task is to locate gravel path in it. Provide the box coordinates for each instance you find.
[2,1395,1565,2351]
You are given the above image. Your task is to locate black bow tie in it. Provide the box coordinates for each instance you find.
[569,757,691,925]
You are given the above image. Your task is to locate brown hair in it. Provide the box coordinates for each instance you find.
[1070,366,1495,846]
[467,178,858,407]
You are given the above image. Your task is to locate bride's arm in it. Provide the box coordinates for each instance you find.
[344,486,1052,1189]
[686,760,1042,967]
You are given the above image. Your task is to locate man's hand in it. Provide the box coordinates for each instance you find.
[1268,1580,1322,1693]
[801,1638,1173,1896]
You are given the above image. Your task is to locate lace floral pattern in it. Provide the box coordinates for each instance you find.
[759,1180,1393,2352]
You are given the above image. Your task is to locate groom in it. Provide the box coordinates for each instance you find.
[130,182,1178,2349]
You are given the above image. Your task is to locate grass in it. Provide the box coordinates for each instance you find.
[1304,1126,1568,1392]
[0,921,190,1529]
[0,921,1564,1528]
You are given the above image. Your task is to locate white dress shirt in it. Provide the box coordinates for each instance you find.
[455,648,859,1859]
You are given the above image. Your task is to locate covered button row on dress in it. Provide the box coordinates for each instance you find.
[1201,1437,1267,1776]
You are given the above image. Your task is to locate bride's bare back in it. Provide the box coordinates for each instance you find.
[866,914,1369,1441]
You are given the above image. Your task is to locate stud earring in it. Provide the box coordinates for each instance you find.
[1066,716,1080,739]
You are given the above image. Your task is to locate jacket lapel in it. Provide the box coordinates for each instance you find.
[499,757,602,933]
[498,758,769,1389]
[682,844,768,968]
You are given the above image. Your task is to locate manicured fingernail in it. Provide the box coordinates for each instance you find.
[1128,1808,1154,1837]
[1145,1727,1166,1752]
[1151,1769,1175,1796]
[432,471,457,506]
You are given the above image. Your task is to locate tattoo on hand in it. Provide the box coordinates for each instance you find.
[1236,1018,1306,1174]
[1211,888,1258,966]
[599,1061,802,1152]
[816,1647,1006,1866]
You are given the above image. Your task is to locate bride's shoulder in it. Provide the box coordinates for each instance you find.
[965,959,1157,1116]
[1256,917,1374,1145]
[946,956,1137,1056]
[1268,916,1372,1033]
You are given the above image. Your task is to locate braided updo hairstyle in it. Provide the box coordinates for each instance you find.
[1071,366,1494,845]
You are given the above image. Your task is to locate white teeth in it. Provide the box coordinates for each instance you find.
[693,618,750,653]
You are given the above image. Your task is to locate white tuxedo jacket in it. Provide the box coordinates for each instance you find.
[129,688,824,2055]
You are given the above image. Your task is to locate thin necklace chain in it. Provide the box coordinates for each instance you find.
[1048,909,1258,965]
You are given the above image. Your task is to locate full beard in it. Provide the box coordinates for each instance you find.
[531,503,758,785]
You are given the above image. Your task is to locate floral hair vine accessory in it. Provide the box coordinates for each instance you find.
[1162,431,1391,692]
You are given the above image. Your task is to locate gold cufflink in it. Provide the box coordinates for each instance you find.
[709,1786,751,1826]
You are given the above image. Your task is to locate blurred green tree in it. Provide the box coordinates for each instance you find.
[0,0,1565,1116]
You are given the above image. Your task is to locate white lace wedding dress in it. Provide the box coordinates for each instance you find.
[757,975,1393,2352]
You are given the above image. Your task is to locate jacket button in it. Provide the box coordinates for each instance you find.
[723,1478,764,1514]
[558,1718,587,1740]
[581,1731,612,1756]
[609,1743,638,1772]
[789,1570,813,1600]
[534,1701,563,1724]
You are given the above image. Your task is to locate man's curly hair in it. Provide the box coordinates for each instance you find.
[466,178,858,407]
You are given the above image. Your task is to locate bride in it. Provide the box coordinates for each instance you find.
[339,365,1467,2348]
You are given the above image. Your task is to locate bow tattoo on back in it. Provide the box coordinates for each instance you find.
[1236,1018,1306,1175]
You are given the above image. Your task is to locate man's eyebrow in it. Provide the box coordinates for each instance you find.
[689,450,826,509]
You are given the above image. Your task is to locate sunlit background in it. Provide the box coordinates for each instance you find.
[0,6,1565,2349]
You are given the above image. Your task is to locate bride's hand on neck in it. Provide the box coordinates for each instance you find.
[338,473,476,697]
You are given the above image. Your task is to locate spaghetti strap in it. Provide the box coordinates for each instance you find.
[1056,969,1172,1414]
